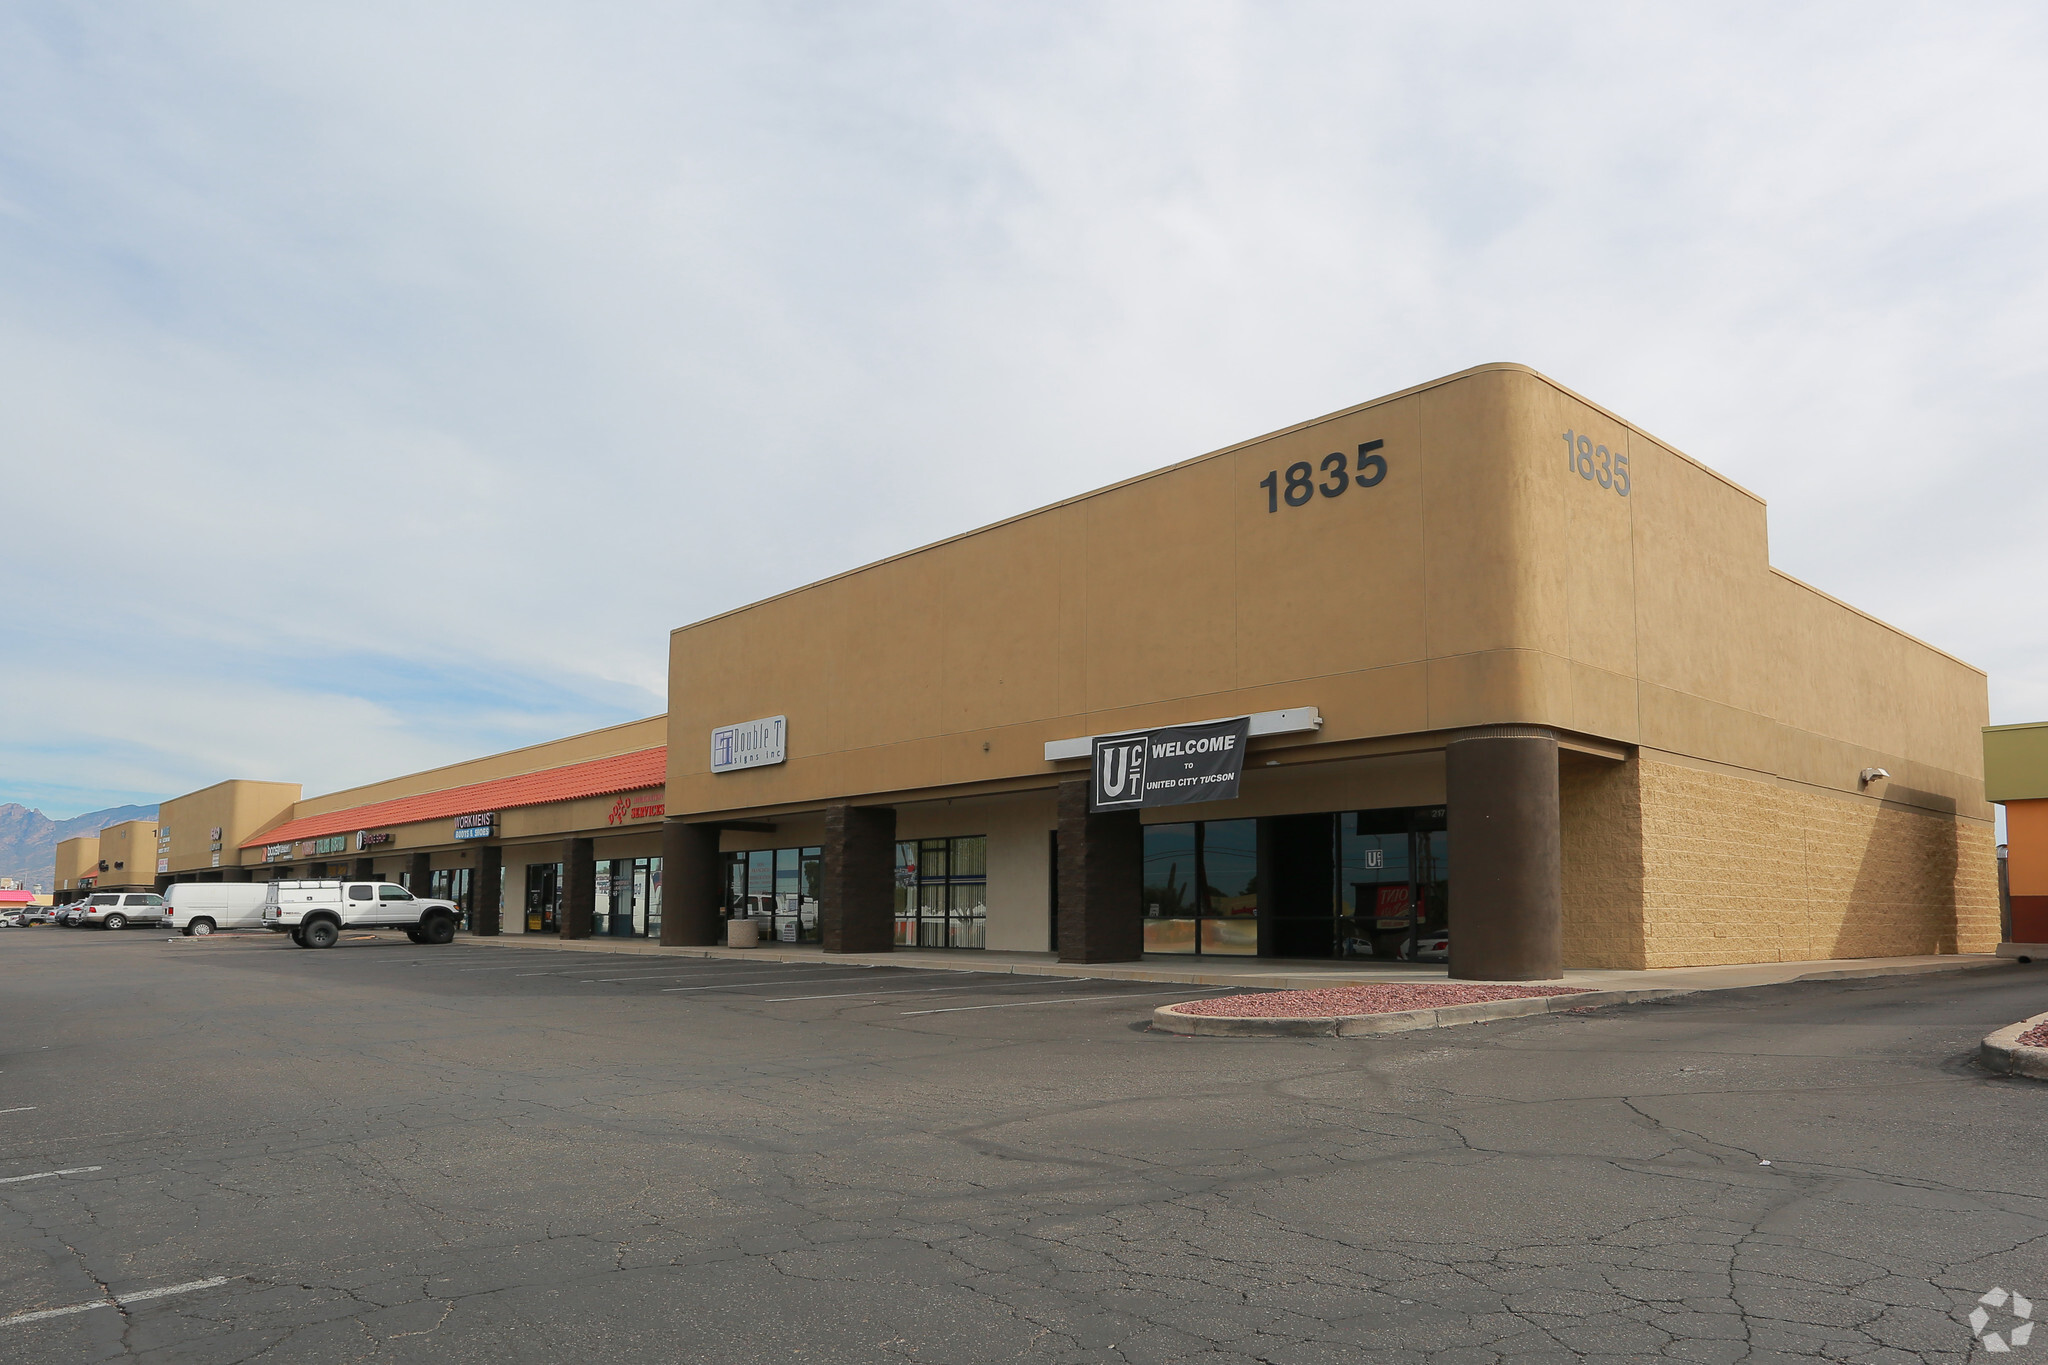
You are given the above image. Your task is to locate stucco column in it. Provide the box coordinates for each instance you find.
[1446,726,1563,981]
[563,837,596,939]
[821,804,896,953]
[661,819,724,946]
[408,851,432,896]
[1056,778,1144,963]
[473,844,503,936]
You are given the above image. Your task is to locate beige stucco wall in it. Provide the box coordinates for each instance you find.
[1561,750,1997,969]
[668,363,1988,829]
[159,780,301,875]
[94,820,159,889]
[54,835,99,892]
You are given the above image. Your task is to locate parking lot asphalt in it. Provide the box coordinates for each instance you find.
[3,928,2047,1364]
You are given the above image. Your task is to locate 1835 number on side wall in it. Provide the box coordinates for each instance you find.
[1259,440,1386,513]
[1563,429,1630,497]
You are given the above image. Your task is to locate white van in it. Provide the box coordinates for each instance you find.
[165,883,274,936]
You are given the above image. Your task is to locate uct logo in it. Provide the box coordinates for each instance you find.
[1971,1287,2034,1352]
[1095,739,1147,807]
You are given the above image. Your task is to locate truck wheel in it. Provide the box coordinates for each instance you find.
[421,914,456,945]
[405,930,426,944]
[187,919,214,937]
[102,913,127,931]
[290,928,304,945]
[301,920,340,949]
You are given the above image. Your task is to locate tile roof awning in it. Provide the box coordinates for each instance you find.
[242,746,667,848]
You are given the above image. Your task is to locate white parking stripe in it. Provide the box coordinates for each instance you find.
[0,1108,35,1115]
[763,986,958,1002]
[0,1166,100,1185]
[1,1276,231,1328]
[599,968,889,984]
[761,976,1120,1004]
[598,966,935,984]
[901,989,1224,1016]
[659,976,884,994]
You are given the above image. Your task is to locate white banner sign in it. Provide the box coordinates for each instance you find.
[711,715,787,773]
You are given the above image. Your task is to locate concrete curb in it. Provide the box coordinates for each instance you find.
[1979,1010,2048,1080]
[1151,987,1696,1037]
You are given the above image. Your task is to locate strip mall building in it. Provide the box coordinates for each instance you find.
[103,365,1998,979]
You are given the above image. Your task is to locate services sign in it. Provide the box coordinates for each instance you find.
[1090,716,1252,812]
[453,812,496,841]
[711,715,787,773]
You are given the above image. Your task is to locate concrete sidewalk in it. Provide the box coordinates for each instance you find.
[455,930,2007,995]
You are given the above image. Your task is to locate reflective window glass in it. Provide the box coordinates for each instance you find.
[949,836,986,879]
[1143,824,1197,919]
[1201,820,1258,918]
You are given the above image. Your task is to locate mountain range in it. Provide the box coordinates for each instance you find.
[0,803,161,891]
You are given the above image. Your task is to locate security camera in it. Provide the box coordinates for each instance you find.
[1859,767,1889,786]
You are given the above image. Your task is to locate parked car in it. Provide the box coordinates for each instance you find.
[1397,929,1450,963]
[164,883,273,936]
[78,892,168,931]
[261,880,461,949]
[60,905,89,927]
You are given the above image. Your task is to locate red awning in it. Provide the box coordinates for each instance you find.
[242,746,666,848]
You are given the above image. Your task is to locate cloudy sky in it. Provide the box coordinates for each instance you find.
[3,2,2045,817]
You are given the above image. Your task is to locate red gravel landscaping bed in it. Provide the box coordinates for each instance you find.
[1171,982,1589,1018]
[2017,1021,2048,1049]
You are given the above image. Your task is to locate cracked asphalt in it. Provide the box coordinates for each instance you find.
[3,930,2047,1364]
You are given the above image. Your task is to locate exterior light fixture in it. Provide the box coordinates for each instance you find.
[1859,767,1890,787]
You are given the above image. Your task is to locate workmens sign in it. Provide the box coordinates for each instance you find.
[1090,717,1252,812]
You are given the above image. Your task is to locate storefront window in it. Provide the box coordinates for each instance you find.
[1141,809,1448,959]
[721,846,822,943]
[1143,819,1257,955]
[894,836,987,948]
[591,857,663,937]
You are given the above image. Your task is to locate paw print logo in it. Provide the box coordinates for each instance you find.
[1971,1287,2034,1352]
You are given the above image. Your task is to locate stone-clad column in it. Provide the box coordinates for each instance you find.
[821,805,896,953]
[474,844,503,936]
[661,819,724,946]
[408,851,432,896]
[1056,778,1144,963]
[563,837,596,939]
[354,857,376,880]
[1446,726,1562,981]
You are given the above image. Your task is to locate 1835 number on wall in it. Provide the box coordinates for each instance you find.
[1259,440,1386,513]
[1563,429,1630,497]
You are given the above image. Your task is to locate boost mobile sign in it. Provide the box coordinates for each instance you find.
[1091,716,1252,812]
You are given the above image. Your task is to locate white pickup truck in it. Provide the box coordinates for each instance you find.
[262,880,461,949]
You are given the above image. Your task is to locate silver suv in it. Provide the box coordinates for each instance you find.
[78,892,168,930]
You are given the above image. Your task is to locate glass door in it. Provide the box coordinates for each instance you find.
[431,868,474,930]
[525,863,561,933]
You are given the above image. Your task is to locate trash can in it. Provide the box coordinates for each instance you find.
[727,918,759,948]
